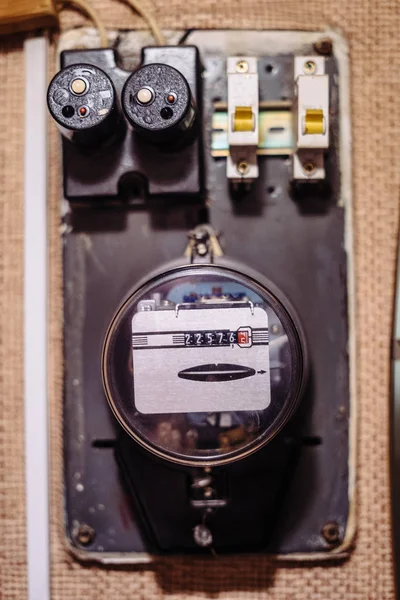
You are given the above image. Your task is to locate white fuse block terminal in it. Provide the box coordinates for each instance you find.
[226,56,259,182]
[293,56,329,180]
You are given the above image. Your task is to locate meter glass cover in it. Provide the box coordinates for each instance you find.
[102,265,305,466]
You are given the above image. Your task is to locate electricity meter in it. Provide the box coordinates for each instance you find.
[102,262,307,467]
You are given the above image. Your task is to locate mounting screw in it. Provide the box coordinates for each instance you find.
[204,486,213,499]
[321,521,340,545]
[76,524,95,546]
[237,160,250,175]
[236,60,249,74]
[192,475,213,489]
[189,227,210,257]
[303,161,316,175]
[196,243,208,256]
[303,60,317,75]
[193,524,213,547]
[314,38,333,56]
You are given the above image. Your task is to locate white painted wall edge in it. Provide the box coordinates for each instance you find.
[24,36,50,600]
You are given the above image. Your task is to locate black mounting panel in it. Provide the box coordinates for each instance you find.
[62,31,353,562]
[61,45,203,200]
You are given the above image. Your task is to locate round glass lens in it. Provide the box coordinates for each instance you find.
[102,265,306,466]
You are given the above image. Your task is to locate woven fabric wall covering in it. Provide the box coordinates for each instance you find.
[1,0,399,596]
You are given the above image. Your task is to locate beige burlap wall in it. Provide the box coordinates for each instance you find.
[1,0,400,597]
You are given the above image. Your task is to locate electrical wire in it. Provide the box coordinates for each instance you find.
[56,0,165,48]
[121,0,166,45]
[55,0,108,47]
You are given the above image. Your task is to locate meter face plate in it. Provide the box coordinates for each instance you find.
[131,304,270,414]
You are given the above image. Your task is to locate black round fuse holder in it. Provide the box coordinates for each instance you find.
[47,63,121,147]
[121,63,197,145]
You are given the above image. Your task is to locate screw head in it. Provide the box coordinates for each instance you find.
[196,243,208,256]
[193,524,213,547]
[237,160,250,175]
[236,60,249,74]
[321,521,340,545]
[192,475,213,489]
[204,486,213,499]
[303,60,317,75]
[314,38,333,55]
[76,524,95,546]
[303,161,316,175]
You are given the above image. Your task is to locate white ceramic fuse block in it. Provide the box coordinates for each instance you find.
[226,56,259,181]
[293,55,329,180]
